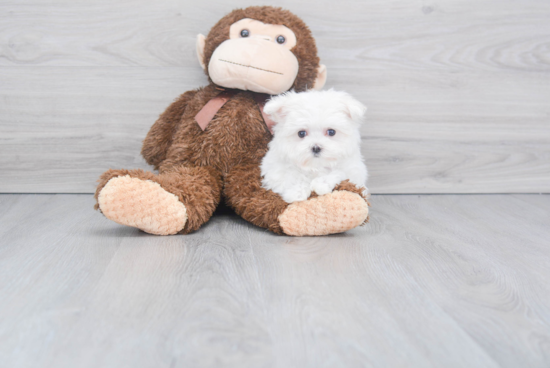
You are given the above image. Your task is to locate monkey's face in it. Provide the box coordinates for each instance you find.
[198,18,304,95]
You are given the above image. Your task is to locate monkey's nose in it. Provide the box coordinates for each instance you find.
[312,145,322,154]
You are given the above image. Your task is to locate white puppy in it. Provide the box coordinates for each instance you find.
[261,89,368,203]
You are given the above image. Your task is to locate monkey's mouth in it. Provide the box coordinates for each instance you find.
[218,59,283,75]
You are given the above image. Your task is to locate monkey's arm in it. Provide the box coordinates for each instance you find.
[141,90,198,170]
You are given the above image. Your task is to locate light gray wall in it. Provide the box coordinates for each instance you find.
[1,0,549,193]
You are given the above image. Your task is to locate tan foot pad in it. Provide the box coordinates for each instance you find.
[279,190,369,236]
[98,175,187,235]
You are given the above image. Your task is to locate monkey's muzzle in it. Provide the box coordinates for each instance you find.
[208,38,299,95]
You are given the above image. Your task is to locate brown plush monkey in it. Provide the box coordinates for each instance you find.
[94,6,369,236]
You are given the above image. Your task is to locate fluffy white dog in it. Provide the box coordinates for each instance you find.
[261,89,368,203]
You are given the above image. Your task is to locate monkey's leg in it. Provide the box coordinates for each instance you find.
[95,166,222,235]
[278,180,370,236]
[224,164,369,236]
[223,164,290,234]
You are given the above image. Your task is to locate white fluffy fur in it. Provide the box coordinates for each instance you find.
[261,89,368,203]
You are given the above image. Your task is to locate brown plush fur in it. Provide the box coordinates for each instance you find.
[141,90,198,170]
[95,6,368,235]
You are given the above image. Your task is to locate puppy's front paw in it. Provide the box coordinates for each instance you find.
[311,177,336,196]
[282,187,311,203]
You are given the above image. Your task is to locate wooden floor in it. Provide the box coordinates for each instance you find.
[0,194,549,367]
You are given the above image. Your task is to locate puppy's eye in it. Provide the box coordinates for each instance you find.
[327,129,336,136]
[276,35,285,44]
[298,130,307,138]
[240,29,250,37]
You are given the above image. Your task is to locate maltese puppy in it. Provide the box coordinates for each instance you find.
[261,89,368,203]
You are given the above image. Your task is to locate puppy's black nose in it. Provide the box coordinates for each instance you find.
[312,145,322,154]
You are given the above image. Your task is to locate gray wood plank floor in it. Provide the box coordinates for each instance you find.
[1,194,549,368]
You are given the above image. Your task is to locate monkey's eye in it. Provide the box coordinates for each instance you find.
[276,35,286,44]
[298,130,307,138]
[240,29,250,37]
[327,129,336,136]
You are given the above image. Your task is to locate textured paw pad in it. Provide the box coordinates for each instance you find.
[98,175,187,235]
[278,191,368,236]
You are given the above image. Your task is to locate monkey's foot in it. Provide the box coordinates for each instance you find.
[97,175,187,235]
[278,190,368,236]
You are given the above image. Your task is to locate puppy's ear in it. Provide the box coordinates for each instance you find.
[263,91,296,123]
[339,93,367,123]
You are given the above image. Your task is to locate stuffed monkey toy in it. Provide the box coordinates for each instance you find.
[94,6,369,236]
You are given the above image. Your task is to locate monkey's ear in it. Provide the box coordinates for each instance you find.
[312,64,327,90]
[196,34,206,70]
